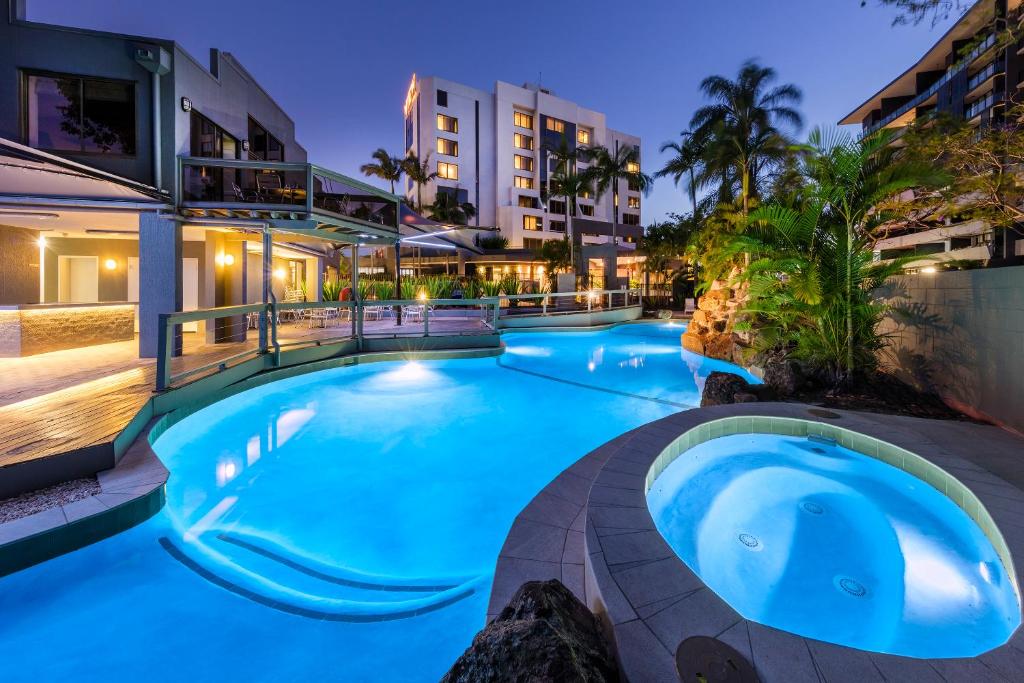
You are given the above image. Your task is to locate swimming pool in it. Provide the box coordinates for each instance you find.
[0,323,757,681]
[647,432,1022,659]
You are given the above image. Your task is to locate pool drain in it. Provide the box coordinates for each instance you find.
[834,576,867,597]
[800,501,825,515]
[738,533,760,549]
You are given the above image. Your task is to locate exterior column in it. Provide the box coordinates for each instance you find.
[138,212,182,358]
[259,228,272,351]
[350,244,359,338]
[394,243,403,325]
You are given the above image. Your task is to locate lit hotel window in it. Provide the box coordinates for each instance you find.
[514,154,534,171]
[438,161,459,180]
[437,137,458,156]
[626,161,640,173]
[579,189,593,200]
[514,133,533,150]
[514,111,533,129]
[518,195,538,208]
[577,129,591,145]
[514,175,533,189]
[523,215,542,231]
[628,196,640,208]
[545,117,566,134]
[437,113,458,133]
[580,204,594,216]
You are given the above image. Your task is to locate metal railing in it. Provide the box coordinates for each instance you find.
[482,288,642,323]
[155,298,500,391]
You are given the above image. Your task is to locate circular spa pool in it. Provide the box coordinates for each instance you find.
[646,432,1021,658]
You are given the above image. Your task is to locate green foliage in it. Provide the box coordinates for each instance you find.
[499,273,522,295]
[479,279,503,297]
[460,277,481,299]
[372,280,394,300]
[360,148,404,194]
[733,126,947,385]
[478,233,510,250]
[427,192,477,225]
[536,236,572,286]
[322,279,343,301]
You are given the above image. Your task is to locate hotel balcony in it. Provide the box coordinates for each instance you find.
[177,157,401,244]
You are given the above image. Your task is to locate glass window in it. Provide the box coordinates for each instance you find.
[518,195,538,208]
[514,175,533,189]
[579,189,593,200]
[514,111,533,128]
[628,195,640,209]
[191,110,239,159]
[514,132,533,150]
[628,178,641,192]
[437,113,458,133]
[523,215,542,231]
[577,128,591,145]
[523,237,544,250]
[514,154,534,171]
[549,220,566,233]
[622,213,640,225]
[626,161,640,173]
[438,161,458,180]
[437,137,458,156]
[436,89,448,107]
[248,116,284,161]
[548,199,566,215]
[544,116,565,133]
[580,204,594,216]
[25,73,135,154]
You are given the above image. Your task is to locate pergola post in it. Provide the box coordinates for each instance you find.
[350,243,359,341]
[260,227,272,352]
[394,242,403,325]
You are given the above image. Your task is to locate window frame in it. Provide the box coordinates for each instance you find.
[514,175,534,189]
[544,116,566,134]
[436,89,448,107]
[514,110,534,129]
[437,160,459,180]
[21,69,138,157]
[513,154,534,172]
[627,195,640,209]
[577,128,591,145]
[437,113,459,133]
[437,136,459,157]
[513,132,534,150]
[522,214,542,231]
[622,212,641,226]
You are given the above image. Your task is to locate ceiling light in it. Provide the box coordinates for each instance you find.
[0,210,59,220]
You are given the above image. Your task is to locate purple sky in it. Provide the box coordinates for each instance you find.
[31,0,956,222]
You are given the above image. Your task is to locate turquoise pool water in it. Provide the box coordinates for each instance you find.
[0,323,756,681]
[647,433,1022,658]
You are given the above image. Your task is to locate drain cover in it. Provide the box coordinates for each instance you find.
[835,576,868,597]
[738,533,760,549]
[676,636,760,683]
[800,501,825,515]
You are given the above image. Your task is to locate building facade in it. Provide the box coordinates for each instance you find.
[0,0,344,357]
[840,0,1023,266]
[402,76,643,256]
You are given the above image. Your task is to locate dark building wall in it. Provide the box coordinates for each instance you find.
[0,226,40,304]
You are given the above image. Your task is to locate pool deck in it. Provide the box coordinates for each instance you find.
[491,402,1024,682]
[0,317,491,500]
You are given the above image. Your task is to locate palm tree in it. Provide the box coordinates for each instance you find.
[657,131,702,214]
[736,127,947,384]
[403,152,439,211]
[688,60,803,215]
[585,144,652,245]
[427,191,477,225]
[548,168,595,275]
[359,148,404,194]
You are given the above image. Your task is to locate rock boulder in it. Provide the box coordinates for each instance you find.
[442,580,619,683]
[701,371,754,407]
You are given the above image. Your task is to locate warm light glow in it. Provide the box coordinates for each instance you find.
[403,73,418,117]
[921,266,937,274]
[37,235,47,248]
[104,258,117,271]
[588,290,600,301]
[274,267,286,280]
[215,253,224,266]
[417,290,428,302]
[224,254,235,266]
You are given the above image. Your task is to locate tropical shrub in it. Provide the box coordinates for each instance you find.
[479,279,503,297]
[479,234,509,250]
[322,279,343,301]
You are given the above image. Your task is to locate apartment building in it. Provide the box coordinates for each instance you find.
[402,75,643,285]
[840,0,1023,266]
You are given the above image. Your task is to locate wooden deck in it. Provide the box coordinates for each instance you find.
[0,315,491,499]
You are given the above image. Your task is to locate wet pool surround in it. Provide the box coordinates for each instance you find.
[493,402,1024,682]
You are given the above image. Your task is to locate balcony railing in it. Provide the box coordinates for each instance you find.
[865,33,995,135]
[966,90,1000,119]
[177,157,399,229]
[968,60,1003,93]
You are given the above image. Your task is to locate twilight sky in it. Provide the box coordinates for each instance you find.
[31,0,957,222]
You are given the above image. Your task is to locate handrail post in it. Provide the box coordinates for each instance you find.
[156,313,173,391]
[270,300,280,366]
[423,304,430,337]
[356,299,364,347]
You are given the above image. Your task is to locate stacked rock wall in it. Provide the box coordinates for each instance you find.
[680,269,751,365]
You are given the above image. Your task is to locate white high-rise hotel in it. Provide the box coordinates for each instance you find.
[402,75,643,252]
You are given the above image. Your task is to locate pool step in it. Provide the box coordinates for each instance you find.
[159,531,483,621]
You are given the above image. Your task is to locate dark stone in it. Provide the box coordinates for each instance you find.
[733,392,759,404]
[763,357,800,397]
[441,580,620,683]
[701,371,752,407]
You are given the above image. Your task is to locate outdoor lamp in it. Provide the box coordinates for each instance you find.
[104,258,117,271]
[274,268,286,280]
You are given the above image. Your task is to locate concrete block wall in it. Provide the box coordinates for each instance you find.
[877,265,1024,433]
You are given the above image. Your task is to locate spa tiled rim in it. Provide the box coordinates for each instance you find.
[496,402,1024,682]
[0,345,504,576]
[645,415,1020,597]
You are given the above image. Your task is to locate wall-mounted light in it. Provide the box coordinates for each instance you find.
[0,211,59,220]
[241,140,250,152]
[104,258,117,271]
[37,235,47,248]
[224,254,235,266]
[181,96,192,112]
[273,267,286,280]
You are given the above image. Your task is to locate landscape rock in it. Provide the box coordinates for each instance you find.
[703,333,736,361]
[442,580,620,683]
[681,331,705,355]
[701,371,754,407]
